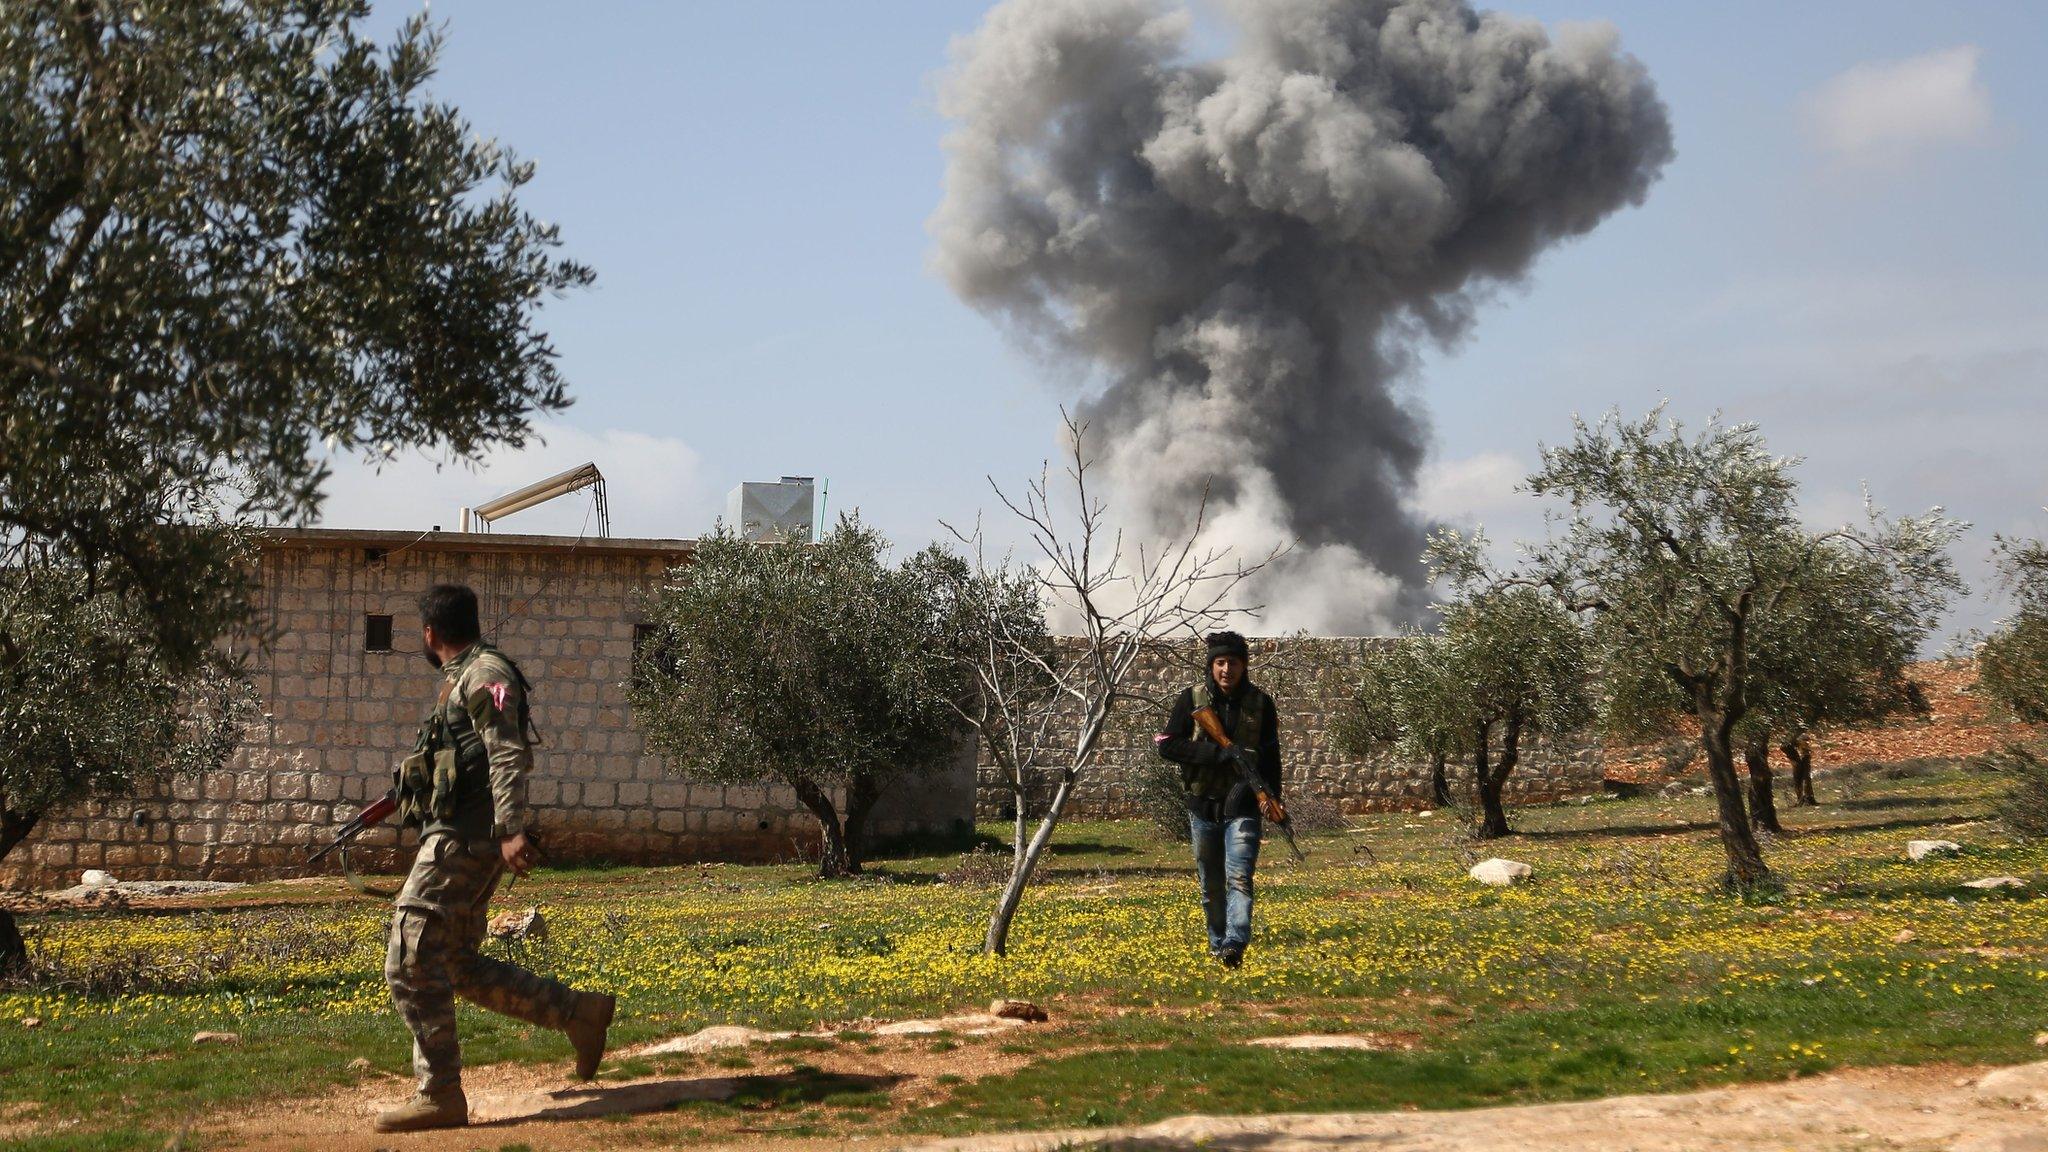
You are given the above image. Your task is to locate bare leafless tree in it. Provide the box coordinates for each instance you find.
[947,411,1274,956]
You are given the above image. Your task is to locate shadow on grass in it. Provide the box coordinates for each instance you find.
[1828,796,1950,813]
[1519,821,1720,841]
[1514,811,1975,845]
[1032,864,1191,881]
[1045,841,1142,857]
[474,1067,906,1126]
[1802,814,1988,837]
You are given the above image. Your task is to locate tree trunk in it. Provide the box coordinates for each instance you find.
[789,779,853,878]
[841,773,882,872]
[1700,725,1771,889]
[1781,736,1817,806]
[985,771,1079,956]
[0,806,42,972]
[1475,713,1520,839]
[1429,751,1451,807]
[1745,736,1784,835]
[1467,722,1499,837]
[1010,768,1029,861]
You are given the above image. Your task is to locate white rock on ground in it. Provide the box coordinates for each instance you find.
[1248,1035,1385,1051]
[80,869,115,887]
[872,1013,1027,1037]
[1907,840,1962,862]
[1470,859,1534,886]
[1962,876,2028,890]
[634,1025,798,1056]
[47,879,244,902]
[990,999,1049,1023]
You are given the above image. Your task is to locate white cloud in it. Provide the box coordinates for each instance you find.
[312,421,711,540]
[1408,451,1528,524]
[1801,46,1991,164]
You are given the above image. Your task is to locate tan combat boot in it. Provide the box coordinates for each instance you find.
[372,1086,468,1132]
[566,991,616,1080]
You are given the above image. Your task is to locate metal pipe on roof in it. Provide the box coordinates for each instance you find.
[467,462,609,536]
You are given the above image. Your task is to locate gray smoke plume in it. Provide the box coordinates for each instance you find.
[931,0,1673,633]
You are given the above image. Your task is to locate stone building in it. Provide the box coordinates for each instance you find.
[0,527,978,888]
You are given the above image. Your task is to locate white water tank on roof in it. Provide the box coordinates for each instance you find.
[725,476,815,542]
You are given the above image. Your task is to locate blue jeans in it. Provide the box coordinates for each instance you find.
[1189,808,1261,954]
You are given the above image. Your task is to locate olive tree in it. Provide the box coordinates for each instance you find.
[629,520,971,878]
[1526,409,1961,887]
[1978,534,2048,723]
[1332,634,1466,808]
[1975,534,2048,841]
[907,545,1059,870]
[0,558,250,967]
[1414,533,1596,839]
[1734,529,1953,830]
[1448,584,1594,839]
[0,2,588,889]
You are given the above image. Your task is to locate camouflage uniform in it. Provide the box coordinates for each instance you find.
[384,643,582,1095]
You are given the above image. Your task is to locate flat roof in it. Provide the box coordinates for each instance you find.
[257,526,695,559]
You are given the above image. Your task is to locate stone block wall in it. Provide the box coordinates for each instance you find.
[974,636,1604,820]
[1,528,972,889]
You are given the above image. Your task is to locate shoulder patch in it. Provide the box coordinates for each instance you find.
[463,679,513,717]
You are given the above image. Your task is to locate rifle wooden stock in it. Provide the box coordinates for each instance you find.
[1189,706,1232,749]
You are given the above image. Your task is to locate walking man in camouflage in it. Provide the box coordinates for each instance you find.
[376,584,615,1133]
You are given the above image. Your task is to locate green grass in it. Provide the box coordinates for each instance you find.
[3,764,2045,1147]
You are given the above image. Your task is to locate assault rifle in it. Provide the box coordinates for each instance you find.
[1190,705,1306,863]
[310,790,397,866]
[311,791,547,898]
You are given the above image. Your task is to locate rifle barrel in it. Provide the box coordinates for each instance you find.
[308,791,398,865]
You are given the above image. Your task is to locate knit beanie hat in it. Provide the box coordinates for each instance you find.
[1205,631,1250,662]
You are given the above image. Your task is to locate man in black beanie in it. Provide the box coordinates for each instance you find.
[1154,631,1284,967]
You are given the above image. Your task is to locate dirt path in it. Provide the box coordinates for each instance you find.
[909,1061,2048,1152]
[132,1054,2048,1152]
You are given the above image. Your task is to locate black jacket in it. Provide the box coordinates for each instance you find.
[1155,678,1283,820]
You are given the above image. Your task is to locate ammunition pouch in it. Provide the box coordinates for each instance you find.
[1184,681,1264,800]
[395,686,474,828]
[396,749,433,826]
[1182,760,1237,801]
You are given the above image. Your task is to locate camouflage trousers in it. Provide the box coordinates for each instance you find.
[384,833,582,1093]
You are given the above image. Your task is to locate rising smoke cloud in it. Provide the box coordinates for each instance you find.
[931,0,1673,633]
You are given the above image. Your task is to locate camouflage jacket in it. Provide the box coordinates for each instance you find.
[423,643,535,842]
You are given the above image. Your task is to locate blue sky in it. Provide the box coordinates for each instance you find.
[327,1,2048,642]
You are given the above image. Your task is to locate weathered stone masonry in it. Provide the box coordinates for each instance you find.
[1,528,976,888]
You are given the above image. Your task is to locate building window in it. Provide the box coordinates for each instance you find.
[632,623,671,683]
[364,614,394,652]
